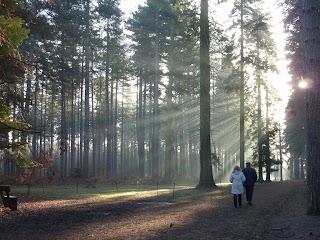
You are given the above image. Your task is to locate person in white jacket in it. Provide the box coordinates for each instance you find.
[229,165,246,208]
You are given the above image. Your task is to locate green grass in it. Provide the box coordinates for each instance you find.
[8,182,231,201]
[9,184,194,196]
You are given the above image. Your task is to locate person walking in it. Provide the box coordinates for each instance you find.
[229,165,246,208]
[242,162,258,205]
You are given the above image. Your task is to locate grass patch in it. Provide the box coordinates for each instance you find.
[7,183,231,202]
[9,184,196,196]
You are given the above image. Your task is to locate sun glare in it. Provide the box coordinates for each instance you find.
[298,80,308,89]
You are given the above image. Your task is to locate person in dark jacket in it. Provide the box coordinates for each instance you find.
[242,162,257,205]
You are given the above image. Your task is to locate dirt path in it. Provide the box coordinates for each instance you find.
[0,181,319,240]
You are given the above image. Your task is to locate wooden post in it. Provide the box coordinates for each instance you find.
[0,185,10,207]
[9,196,17,211]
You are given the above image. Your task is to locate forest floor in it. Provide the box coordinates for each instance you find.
[0,180,319,240]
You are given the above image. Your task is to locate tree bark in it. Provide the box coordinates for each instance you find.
[60,36,68,178]
[300,0,320,215]
[164,23,175,183]
[91,73,96,177]
[113,74,119,177]
[137,72,145,177]
[105,18,112,178]
[265,86,271,182]
[197,0,216,188]
[257,44,264,181]
[151,11,160,177]
[239,0,245,169]
[83,0,90,178]
[70,80,76,175]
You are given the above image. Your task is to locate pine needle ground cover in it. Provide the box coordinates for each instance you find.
[0,181,319,239]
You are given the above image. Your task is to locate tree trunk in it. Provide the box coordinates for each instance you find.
[50,92,54,160]
[300,0,320,215]
[109,71,114,177]
[151,11,160,177]
[91,75,96,177]
[289,155,294,180]
[300,157,305,180]
[40,85,44,161]
[294,155,300,179]
[179,120,186,177]
[164,24,175,183]
[137,71,145,177]
[71,80,76,175]
[239,0,245,169]
[197,0,216,188]
[257,45,264,181]
[120,85,125,176]
[83,0,90,178]
[60,36,68,178]
[188,124,195,177]
[32,69,39,161]
[265,86,271,182]
[105,18,112,178]
[97,76,103,176]
[60,71,67,178]
[113,74,119,177]
[143,80,149,176]
[79,47,84,177]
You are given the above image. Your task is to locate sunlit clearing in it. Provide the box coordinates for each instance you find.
[99,191,142,198]
[216,182,231,187]
[99,186,193,199]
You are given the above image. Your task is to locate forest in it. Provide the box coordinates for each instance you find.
[1,0,320,215]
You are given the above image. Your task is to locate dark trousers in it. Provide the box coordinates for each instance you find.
[233,194,242,207]
[244,185,254,202]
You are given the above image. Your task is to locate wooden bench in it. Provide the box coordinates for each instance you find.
[0,185,17,211]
